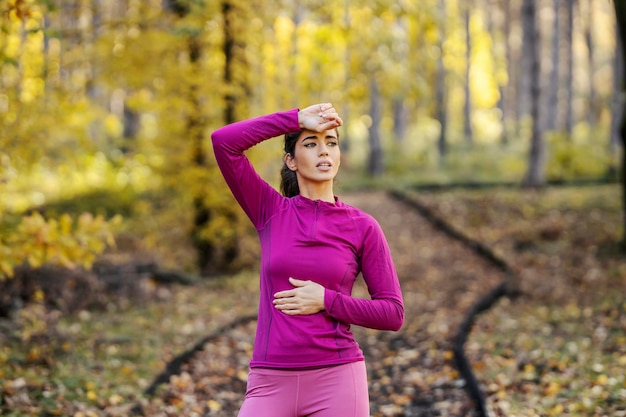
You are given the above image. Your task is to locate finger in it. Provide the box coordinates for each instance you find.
[273,300,290,308]
[322,113,341,124]
[277,304,306,315]
[272,297,289,305]
[319,121,341,131]
[288,277,307,287]
[317,103,330,117]
[274,289,295,299]
[274,303,300,313]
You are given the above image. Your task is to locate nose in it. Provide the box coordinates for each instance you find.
[319,143,329,156]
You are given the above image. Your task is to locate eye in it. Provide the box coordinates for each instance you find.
[327,141,338,147]
[304,142,316,148]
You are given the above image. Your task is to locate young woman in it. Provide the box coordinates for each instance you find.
[211,103,404,417]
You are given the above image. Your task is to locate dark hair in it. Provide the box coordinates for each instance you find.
[280,130,301,197]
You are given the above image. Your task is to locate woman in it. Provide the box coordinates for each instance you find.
[211,103,404,417]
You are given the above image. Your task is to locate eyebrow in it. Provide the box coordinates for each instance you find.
[301,134,338,142]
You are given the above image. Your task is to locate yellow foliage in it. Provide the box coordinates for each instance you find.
[548,404,564,415]
[17,303,48,342]
[104,114,123,138]
[108,394,124,406]
[207,399,222,412]
[544,381,561,397]
[33,289,44,302]
[0,212,121,280]
[594,374,609,386]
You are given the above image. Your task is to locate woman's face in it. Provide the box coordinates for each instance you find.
[286,129,340,185]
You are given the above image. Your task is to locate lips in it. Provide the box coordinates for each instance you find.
[317,161,332,168]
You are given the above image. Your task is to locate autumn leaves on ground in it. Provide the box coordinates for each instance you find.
[1,185,625,417]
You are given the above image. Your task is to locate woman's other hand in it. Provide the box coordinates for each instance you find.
[273,277,325,315]
[298,103,343,132]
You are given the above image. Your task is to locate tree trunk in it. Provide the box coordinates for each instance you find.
[564,0,575,138]
[165,0,215,275]
[523,0,545,187]
[341,0,351,153]
[582,0,597,126]
[367,77,384,177]
[164,0,244,275]
[612,0,626,248]
[463,5,473,144]
[392,97,408,143]
[217,0,245,271]
[222,1,237,125]
[436,0,448,162]
[499,0,515,144]
[392,18,408,144]
[545,0,560,131]
[290,3,304,109]
[188,34,216,275]
[612,29,624,151]
[518,0,533,120]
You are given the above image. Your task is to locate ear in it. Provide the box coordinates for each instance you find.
[284,153,297,171]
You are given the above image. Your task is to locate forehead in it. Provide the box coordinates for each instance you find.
[298,129,338,141]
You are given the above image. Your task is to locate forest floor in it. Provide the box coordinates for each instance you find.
[1,186,625,417]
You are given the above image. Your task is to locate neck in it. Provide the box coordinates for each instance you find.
[298,182,335,203]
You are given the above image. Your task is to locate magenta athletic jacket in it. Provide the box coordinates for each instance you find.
[211,109,404,369]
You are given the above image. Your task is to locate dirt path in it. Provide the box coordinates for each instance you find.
[344,191,506,416]
[138,191,509,417]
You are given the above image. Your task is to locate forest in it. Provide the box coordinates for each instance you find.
[1,0,625,416]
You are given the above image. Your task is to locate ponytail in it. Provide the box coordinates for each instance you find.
[280,130,301,197]
[280,164,299,197]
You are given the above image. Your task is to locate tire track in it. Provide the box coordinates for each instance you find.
[345,191,512,417]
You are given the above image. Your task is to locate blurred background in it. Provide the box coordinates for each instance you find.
[0,0,621,266]
[1,0,620,277]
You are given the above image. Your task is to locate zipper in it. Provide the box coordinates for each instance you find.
[310,200,319,239]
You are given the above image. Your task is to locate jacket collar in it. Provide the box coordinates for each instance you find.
[293,194,342,208]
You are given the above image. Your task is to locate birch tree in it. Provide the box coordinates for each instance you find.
[545,0,560,132]
[523,0,545,186]
[564,0,576,137]
[436,0,448,160]
[463,3,473,144]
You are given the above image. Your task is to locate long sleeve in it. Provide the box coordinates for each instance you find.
[210,109,300,228]
[323,216,404,331]
[212,108,403,369]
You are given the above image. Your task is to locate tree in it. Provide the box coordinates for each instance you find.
[517,0,533,120]
[581,0,597,126]
[159,0,250,275]
[436,0,448,161]
[497,0,515,144]
[564,0,576,138]
[164,0,217,275]
[612,0,626,247]
[612,26,624,152]
[545,0,560,132]
[368,77,384,177]
[0,1,120,279]
[522,0,545,187]
[463,2,473,144]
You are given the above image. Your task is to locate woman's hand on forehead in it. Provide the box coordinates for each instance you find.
[299,103,343,132]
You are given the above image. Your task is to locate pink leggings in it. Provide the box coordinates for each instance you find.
[237,361,370,417]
